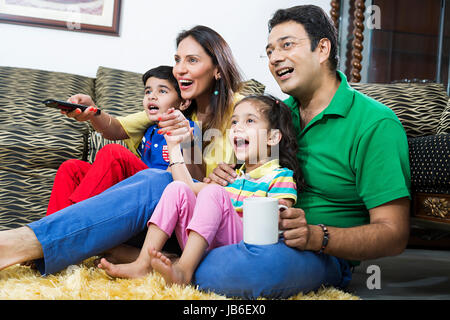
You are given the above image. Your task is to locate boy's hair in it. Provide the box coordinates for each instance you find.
[235,94,304,192]
[268,5,338,73]
[142,65,181,98]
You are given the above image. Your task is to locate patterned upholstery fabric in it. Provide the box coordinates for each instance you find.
[437,98,450,135]
[239,79,265,96]
[408,134,450,194]
[0,66,94,230]
[351,82,448,137]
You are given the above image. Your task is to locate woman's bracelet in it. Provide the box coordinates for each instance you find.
[169,161,185,167]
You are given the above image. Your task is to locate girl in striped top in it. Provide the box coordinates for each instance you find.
[98,95,304,284]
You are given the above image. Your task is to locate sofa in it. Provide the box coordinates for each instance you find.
[0,66,449,241]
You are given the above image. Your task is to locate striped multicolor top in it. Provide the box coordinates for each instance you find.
[224,159,297,216]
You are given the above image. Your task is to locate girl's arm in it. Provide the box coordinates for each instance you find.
[166,133,208,195]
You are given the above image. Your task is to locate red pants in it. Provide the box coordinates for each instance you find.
[47,144,148,215]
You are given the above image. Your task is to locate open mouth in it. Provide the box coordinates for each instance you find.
[276,67,294,79]
[234,137,249,149]
[179,79,194,89]
[147,104,160,114]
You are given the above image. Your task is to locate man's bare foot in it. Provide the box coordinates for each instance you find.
[149,248,190,285]
[98,257,152,279]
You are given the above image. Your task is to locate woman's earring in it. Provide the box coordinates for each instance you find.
[214,90,219,96]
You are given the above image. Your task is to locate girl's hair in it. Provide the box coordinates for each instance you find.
[234,94,304,192]
[176,25,243,132]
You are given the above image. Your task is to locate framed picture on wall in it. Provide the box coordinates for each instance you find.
[0,0,121,36]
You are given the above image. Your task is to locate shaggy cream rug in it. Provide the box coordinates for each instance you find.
[0,258,359,300]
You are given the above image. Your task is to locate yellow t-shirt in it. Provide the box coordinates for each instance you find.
[117,93,244,177]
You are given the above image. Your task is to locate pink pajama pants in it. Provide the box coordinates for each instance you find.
[148,181,243,251]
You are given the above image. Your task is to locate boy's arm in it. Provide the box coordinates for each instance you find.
[91,112,129,140]
[65,94,129,140]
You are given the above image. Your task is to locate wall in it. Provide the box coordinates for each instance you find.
[0,0,331,98]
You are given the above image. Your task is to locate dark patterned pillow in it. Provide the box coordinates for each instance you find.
[351,82,448,138]
[408,133,450,194]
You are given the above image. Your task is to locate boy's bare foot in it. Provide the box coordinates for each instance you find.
[20,261,37,269]
[94,244,141,266]
[98,257,152,279]
[149,247,190,285]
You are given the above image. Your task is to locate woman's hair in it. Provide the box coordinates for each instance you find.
[234,94,304,192]
[176,25,243,132]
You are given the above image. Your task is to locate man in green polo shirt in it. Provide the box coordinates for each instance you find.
[197,4,411,298]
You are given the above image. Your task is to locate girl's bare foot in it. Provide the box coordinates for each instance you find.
[98,257,152,279]
[149,247,190,285]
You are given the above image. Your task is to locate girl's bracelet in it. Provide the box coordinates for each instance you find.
[169,161,185,167]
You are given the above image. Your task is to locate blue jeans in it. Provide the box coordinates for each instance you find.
[194,240,352,299]
[29,168,173,275]
[28,168,351,298]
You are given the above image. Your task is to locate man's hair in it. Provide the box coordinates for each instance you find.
[268,5,338,72]
[142,65,181,98]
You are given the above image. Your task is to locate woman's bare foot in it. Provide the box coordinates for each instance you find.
[0,227,43,271]
[98,257,152,279]
[149,248,190,285]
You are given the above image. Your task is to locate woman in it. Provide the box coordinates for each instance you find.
[0,25,243,276]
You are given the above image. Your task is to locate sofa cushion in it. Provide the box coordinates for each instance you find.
[0,66,94,133]
[351,82,448,137]
[437,98,450,135]
[0,125,86,230]
[0,66,94,229]
[94,66,144,116]
[0,168,56,230]
[408,133,450,194]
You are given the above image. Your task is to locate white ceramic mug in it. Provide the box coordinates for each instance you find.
[243,197,288,245]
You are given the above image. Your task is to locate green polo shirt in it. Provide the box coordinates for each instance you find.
[284,71,411,228]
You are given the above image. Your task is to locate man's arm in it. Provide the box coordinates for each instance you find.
[280,197,410,260]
